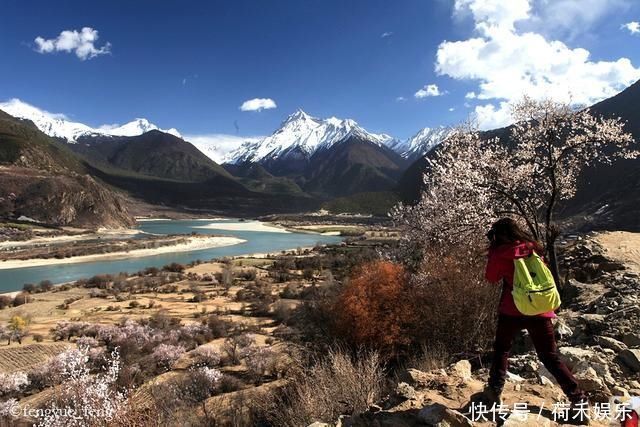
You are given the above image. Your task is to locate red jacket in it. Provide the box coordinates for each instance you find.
[485,241,556,318]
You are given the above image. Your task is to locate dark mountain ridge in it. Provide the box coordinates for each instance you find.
[0,110,135,228]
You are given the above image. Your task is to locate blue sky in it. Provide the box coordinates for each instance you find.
[1,0,640,144]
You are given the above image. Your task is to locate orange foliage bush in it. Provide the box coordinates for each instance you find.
[334,261,414,354]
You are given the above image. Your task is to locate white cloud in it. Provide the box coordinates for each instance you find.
[34,27,111,60]
[239,98,277,112]
[395,96,407,102]
[436,0,640,129]
[185,134,263,163]
[465,91,477,99]
[533,0,631,39]
[414,84,445,98]
[449,107,456,112]
[622,21,640,34]
[381,31,394,38]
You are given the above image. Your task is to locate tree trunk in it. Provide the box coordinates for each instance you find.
[546,233,561,286]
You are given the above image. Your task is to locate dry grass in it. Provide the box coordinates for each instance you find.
[0,342,71,373]
[256,349,386,427]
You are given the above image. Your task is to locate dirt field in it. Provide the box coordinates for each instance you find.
[595,231,640,273]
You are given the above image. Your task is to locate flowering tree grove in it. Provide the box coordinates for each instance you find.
[393,97,637,283]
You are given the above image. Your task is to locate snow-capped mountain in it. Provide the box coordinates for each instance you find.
[224,109,396,164]
[391,127,451,160]
[187,134,263,164]
[0,98,181,142]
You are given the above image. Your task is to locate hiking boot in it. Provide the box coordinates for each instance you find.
[481,385,503,406]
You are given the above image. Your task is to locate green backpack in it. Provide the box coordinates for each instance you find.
[512,252,561,316]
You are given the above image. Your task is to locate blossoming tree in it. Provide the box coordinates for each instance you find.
[393,97,637,283]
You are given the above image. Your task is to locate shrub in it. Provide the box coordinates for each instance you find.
[257,349,385,426]
[183,367,223,402]
[239,269,257,281]
[152,344,186,371]
[0,372,29,396]
[244,346,278,381]
[205,314,232,338]
[0,296,12,309]
[38,280,53,292]
[222,333,255,365]
[163,262,185,273]
[220,266,233,289]
[193,346,221,367]
[31,347,129,425]
[12,292,32,307]
[333,261,413,356]
[406,243,499,355]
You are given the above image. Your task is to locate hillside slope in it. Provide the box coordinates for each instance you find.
[73,131,234,183]
[304,136,407,197]
[0,110,134,228]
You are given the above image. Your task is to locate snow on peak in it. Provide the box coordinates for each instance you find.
[99,118,182,138]
[225,110,394,164]
[0,98,182,142]
[398,127,451,159]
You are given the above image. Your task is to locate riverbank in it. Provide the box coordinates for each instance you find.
[0,235,246,270]
[194,220,291,233]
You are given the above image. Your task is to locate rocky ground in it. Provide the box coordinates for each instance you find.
[311,233,640,427]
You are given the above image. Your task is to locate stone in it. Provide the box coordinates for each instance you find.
[580,314,608,333]
[449,360,472,382]
[307,423,331,427]
[394,382,417,400]
[539,375,555,387]
[573,366,609,394]
[595,336,627,352]
[558,346,603,369]
[418,403,473,427]
[538,366,558,386]
[506,371,525,382]
[336,415,351,427]
[617,349,640,372]
[623,333,640,348]
[611,386,630,398]
[554,319,573,340]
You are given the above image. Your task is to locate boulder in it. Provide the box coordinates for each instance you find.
[611,386,630,398]
[558,347,605,369]
[573,366,609,394]
[580,314,608,334]
[623,333,640,348]
[395,382,417,400]
[595,336,627,352]
[506,371,525,383]
[617,349,640,372]
[449,360,472,382]
[418,403,473,427]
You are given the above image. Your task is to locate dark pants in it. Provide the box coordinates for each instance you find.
[488,314,585,402]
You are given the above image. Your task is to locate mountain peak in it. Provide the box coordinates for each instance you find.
[283,109,314,124]
[225,110,394,164]
[0,98,182,141]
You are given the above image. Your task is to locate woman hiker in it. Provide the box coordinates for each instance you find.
[483,218,588,422]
